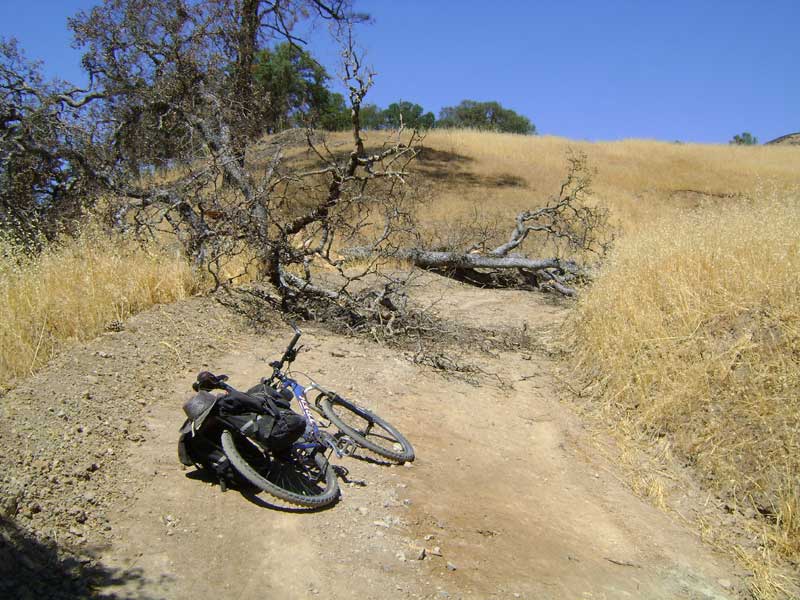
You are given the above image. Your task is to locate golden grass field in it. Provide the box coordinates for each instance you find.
[2,128,798,596]
[0,227,199,389]
[413,130,799,596]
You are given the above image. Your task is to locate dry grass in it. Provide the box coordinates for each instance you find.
[412,129,800,232]
[4,128,798,594]
[0,226,200,389]
[565,186,800,597]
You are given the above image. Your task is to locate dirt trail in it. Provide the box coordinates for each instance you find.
[91,278,741,600]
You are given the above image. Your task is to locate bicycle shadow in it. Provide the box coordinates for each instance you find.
[184,469,341,514]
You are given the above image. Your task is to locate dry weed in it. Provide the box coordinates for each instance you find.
[0,226,200,388]
[566,185,800,596]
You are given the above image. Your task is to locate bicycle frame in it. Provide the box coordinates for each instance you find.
[271,370,352,459]
[264,323,355,458]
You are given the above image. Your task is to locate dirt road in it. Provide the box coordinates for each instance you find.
[90,279,741,599]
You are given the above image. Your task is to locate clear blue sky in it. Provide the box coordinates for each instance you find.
[1,0,797,143]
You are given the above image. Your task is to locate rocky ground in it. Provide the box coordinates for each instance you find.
[0,277,748,599]
[0,297,249,598]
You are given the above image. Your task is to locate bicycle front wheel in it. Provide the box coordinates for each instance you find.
[318,394,415,463]
[220,430,340,508]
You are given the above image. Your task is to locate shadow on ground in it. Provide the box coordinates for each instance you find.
[185,468,341,514]
[0,517,168,599]
[415,147,527,188]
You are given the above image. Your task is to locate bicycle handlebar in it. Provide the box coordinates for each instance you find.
[274,322,302,369]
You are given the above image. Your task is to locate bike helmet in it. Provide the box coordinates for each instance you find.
[182,390,218,430]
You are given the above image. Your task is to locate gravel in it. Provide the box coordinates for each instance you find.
[0,297,247,597]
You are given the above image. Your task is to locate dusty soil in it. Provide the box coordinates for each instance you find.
[1,277,746,599]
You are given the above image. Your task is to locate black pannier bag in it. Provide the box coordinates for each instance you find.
[220,397,306,452]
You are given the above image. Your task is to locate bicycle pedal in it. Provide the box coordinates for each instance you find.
[339,436,357,456]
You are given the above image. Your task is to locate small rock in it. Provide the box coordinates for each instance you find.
[718,579,732,590]
[424,534,434,541]
[357,506,369,515]
[331,351,346,358]
[82,391,92,400]
[403,461,413,468]
[68,527,83,537]
[373,520,390,528]
[410,546,426,560]
[396,551,406,562]
[446,562,457,571]
[429,546,443,556]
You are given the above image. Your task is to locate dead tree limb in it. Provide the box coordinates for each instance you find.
[343,151,611,297]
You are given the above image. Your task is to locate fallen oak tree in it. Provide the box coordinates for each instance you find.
[343,151,612,297]
[7,0,611,338]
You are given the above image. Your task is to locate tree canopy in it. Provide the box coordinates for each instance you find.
[253,42,345,133]
[437,100,535,134]
[730,131,758,145]
[380,101,435,130]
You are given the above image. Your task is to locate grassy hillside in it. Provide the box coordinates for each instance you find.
[411,130,800,597]
[2,128,798,594]
[411,129,799,230]
[0,228,199,389]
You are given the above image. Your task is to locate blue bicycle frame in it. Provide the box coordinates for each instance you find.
[272,370,345,458]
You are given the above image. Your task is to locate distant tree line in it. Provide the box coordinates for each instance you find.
[729,131,758,145]
[251,43,535,135]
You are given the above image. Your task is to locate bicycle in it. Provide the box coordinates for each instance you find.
[248,322,415,464]
[183,323,414,508]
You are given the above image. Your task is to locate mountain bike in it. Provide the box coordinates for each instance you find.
[181,324,414,508]
[246,323,415,465]
[179,372,341,508]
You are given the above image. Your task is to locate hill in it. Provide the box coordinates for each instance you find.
[765,132,800,146]
[2,129,799,598]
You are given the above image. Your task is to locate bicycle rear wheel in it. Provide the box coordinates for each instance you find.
[220,430,339,507]
[318,394,415,463]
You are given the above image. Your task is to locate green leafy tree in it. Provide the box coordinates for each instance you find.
[317,92,351,131]
[729,131,758,145]
[437,100,535,134]
[380,101,435,130]
[252,43,335,133]
[358,104,383,129]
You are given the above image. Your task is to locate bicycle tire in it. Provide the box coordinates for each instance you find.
[318,394,415,463]
[220,430,339,507]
